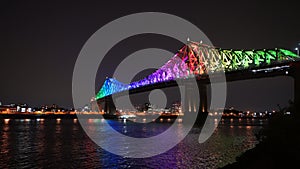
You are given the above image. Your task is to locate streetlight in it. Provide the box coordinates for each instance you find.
[295,47,299,56]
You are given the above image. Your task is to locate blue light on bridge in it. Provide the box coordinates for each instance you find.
[96,41,299,100]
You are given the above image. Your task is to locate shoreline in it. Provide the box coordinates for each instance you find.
[0,113,270,120]
[0,114,116,119]
[0,114,180,120]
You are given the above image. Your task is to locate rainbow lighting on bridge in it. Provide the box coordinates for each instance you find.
[96,41,299,99]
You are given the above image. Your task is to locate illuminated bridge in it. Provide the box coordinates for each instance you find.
[96,41,300,114]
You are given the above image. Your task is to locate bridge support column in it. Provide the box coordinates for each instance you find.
[291,62,300,115]
[183,82,208,114]
[184,82,198,114]
[98,96,116,115]
[199,83,208,113]
[97,99,105,113]
[183,81,208,126]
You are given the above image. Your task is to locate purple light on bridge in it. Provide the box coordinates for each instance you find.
[96,42,299,99]
[96,53,190,99]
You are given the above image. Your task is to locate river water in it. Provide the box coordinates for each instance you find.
[0,118,266,168]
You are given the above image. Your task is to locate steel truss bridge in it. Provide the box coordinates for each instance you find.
[96,40,300,114]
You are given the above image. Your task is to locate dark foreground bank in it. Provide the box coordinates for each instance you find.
[221,111,300,169]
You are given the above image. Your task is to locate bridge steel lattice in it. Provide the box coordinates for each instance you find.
[96,41,299,100]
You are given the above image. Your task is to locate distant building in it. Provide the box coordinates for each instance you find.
[170,101,182,114]
[90,97,99,112]
[0,105,17,113]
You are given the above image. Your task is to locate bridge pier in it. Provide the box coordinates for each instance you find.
[97,96,116,115]
[199,83,208,113]
[106,96,116,115]
[291,62,300,114]
[183,82,208,113]
[183,81,208,126]
[184,82,196,113]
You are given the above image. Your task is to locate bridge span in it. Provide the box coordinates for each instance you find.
[95,41,300,116]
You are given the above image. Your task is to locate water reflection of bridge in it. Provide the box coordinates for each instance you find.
[96,41,300,115]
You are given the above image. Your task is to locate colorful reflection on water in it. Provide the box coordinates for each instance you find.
[0,118,265,168]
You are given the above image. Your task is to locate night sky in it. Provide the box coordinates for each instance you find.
[1,0,299,111]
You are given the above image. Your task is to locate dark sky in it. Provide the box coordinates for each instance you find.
[0,0,299,111]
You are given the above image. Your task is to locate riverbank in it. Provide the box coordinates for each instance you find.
[221,112,300,169]
[0,114,117,119]
[0,113,181,120]
[0,113,271,122]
